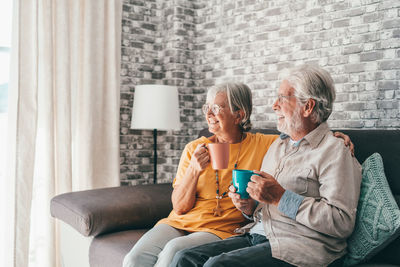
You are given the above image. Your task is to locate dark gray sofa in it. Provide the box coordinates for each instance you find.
[50,129,400,267]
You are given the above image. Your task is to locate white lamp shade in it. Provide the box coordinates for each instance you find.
[131,85,181,130]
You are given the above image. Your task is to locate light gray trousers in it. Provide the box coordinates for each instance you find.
[122,223,221,267]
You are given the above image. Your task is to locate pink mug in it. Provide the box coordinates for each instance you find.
[207,143,230,170]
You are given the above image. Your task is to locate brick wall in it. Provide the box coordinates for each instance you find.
[120,0,204,185]
[120,0,400,185]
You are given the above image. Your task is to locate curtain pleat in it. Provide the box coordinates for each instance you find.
[4,1,122,266]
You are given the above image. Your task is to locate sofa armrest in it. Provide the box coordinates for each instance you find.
[50,183,173,237]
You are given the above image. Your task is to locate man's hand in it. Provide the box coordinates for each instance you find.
[334,131,355,156]
[247,170,285,206]
[228,185,256,216]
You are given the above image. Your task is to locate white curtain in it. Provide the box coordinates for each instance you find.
[2,0,122,266]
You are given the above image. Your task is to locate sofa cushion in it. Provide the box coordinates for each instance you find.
[90,229,149,267]
[344,153,400,266]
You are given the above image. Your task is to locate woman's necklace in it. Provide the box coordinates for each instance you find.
[213,133,244,217]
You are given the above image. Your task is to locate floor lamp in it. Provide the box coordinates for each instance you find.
[131,85,181,184]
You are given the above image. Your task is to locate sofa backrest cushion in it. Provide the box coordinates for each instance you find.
[51,184,173,237]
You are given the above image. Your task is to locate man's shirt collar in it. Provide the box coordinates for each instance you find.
[278,122,330,149]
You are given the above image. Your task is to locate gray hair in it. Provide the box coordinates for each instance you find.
[280,64,336,124]
[207,82,252,131]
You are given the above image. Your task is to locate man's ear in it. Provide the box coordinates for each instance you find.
[303,99,316,117]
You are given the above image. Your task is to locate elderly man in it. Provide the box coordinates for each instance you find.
[171,65,362,267]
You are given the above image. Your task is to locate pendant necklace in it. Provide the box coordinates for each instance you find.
[213,133,244,217]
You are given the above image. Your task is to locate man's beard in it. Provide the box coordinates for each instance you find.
[277,106,304,136]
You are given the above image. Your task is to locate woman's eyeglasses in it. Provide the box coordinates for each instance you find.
[202,104,222,115]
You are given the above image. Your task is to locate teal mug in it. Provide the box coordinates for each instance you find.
[232,169,259,199]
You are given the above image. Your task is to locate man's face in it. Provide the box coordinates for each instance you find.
[273,80,305,137]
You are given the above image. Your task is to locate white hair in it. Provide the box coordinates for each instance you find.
[280,64,336,123]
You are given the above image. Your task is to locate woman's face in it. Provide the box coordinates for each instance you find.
[205,92,239,137]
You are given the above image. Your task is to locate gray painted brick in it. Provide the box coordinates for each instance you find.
[344,103,364,111]
[343,45,364,55]
[378,81,398,90]
[383,19,400,29]
[333,19,350,28]
[360,51,383,61]
[377,100,399,109]
[344,63,365,73]
[380,60,400,70]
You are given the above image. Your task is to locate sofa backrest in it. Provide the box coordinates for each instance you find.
[198,128,400,206]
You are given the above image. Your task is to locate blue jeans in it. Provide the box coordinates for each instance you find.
[170,233,295,267]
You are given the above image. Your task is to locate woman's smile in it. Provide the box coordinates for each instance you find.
[207,117,219,127]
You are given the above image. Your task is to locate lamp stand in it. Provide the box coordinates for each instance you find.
[153,129,157,184]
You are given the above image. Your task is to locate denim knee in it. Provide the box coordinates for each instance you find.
[204,254,229,267]
[170,248,192,266]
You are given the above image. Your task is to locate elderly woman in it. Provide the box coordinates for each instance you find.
[123,83,352,267]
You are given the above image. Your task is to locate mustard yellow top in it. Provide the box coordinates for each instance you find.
[157,132,278,239]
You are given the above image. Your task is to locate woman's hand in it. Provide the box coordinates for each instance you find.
[189,144,210,173]
[228,185,256,216]
[172,143,209,215]
[334,132,355,156]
